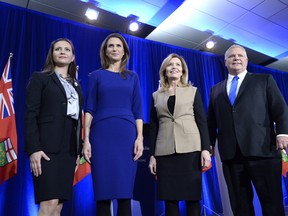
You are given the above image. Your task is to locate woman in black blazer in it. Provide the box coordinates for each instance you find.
[24,38,83,216]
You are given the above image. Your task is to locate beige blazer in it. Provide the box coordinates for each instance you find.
[153,86,201,156]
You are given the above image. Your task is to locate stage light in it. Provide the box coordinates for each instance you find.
[127,14,140,33]
[206,40,215,49]
[85,8,99,20]
[128,21,140,32]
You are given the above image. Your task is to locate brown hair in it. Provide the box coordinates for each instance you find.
[100,33,131,78]
[42,38,77,79]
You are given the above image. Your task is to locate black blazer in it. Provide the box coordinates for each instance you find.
[24,72,84,156]
[207,72,288,161]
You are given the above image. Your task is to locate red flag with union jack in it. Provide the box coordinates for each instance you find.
[0,54,18,185]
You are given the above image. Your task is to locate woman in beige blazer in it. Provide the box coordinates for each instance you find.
[149,53,211,216]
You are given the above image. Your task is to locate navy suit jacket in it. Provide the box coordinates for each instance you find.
[207,72,288,161]
[24,72,84,156]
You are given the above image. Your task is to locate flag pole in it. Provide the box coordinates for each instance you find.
[0,52,18,185]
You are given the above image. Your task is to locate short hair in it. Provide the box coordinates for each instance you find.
[224,44,247,60]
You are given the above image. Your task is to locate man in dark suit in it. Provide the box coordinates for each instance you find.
[207,44,288,216]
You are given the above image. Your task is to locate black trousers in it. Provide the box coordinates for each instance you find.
[222,152,284,216]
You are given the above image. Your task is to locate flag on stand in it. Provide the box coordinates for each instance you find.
[73,155,91,185]
[282,150,288,177]
[73,112,91,185]
[0,54,18,185]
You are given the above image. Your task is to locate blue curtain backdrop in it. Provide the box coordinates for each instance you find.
[0,2,288,215]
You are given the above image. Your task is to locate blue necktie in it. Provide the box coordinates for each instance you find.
[229,76,239,105]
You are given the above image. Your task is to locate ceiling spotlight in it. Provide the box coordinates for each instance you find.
[85,8,99,20]
[128,21,140,32]
[127,14,140,32]
[206,40,215,49]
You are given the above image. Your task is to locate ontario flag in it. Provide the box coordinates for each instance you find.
[282,150,288,177]
[0,54,18,185]
[73,110,91,185]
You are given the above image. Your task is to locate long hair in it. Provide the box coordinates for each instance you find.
[159,53,190,91]
[42,38,78,80]
[100,33,130,77]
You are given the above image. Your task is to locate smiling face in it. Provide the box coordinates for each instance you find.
[165,57,183,83]
[225,46,248,75]
[52,40,75,67]
[105,37,125,63]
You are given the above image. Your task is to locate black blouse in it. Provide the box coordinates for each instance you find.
[149,89,210,155]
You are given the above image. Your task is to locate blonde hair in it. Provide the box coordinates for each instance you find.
[159,53,190,91]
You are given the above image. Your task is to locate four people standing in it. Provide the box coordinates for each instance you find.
[207,44,288,216]
[148,53,211,216]
[82,33,144,216]
[24,38,84,216]
[24,35,288,216]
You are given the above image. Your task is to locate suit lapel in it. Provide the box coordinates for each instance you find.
[51,73,67,97]
[164,90,173,116]
[234,72,250,104]
[221,79,230,104]
[73,81,83,109]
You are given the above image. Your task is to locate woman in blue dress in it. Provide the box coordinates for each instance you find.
[83,33,144,216]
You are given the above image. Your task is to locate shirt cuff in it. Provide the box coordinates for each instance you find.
[277,134,288,137]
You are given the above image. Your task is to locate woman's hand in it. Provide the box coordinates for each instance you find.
[82,137,91,164]
[201,150,211,168]
[29,151,50,177]
[133,137,143,161]
[148,155,157,175]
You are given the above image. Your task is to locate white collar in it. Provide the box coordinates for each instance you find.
[228,70,247,81]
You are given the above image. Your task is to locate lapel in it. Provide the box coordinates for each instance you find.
[72,81,83,108]
[220,73,251,106]
[164,90,173,116]
[235,72,250,102]
[221,79,230,104]
[51,73,66,98]
[234,72,251,105]
[174,87,184,117]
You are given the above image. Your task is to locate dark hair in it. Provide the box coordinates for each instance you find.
[100,33,131,78]
[42,38,78,79]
